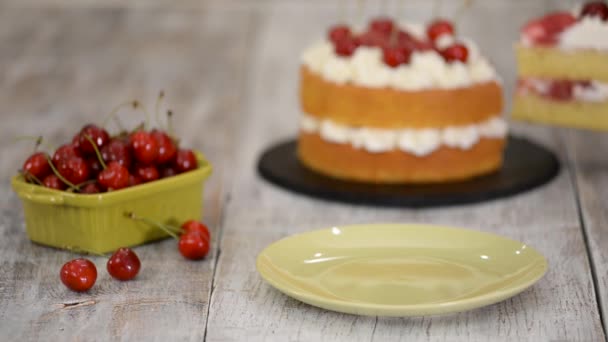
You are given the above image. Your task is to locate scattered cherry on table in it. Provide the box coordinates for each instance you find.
[60,258,98,292]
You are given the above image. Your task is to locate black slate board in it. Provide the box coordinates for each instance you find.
[257,136,560,207]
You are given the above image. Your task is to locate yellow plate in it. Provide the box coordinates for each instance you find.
[256,224,547,316]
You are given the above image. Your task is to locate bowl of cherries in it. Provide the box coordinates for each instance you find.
[11,98,212,254]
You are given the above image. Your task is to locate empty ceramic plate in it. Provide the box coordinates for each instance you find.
[256,223,547,316]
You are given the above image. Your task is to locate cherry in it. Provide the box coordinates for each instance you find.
[60,258,97,292]
[160,166,179,178]
[101,139,132,169]
[522,12,576,45]
[52,143,81,165]
[548,80,573,101]
[369,17,395,36]
[181,220,210,242]
[355,31,388,48]
[80,182,101,194]
[178,232,210,260]
[128,174,142,187]
[75,124,110,156]
[174,149,198,173]
[427,19,455,42]
[581,2,608,20]
[134,164,160,183]
[57,157,90,185]
[151,130,177,164]
[43,174,66,190]
[87,157,103,177]
[107,247,141,281]
[334,37,359,56]
[382,46,412,67]
[441,43,469,63]
[22,152,51,181]
[97,161,129,190]
[328,25,351,43]
[130,131,158,164]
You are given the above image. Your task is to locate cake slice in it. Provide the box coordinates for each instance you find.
[513,1,608,131]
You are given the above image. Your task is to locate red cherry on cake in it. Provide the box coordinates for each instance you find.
[369,17,395,36]
[52,143,81,165]
[328,25,351,43]
[97,161,129,190]
[181,220,211,242]
[334,37,359,56]
[522,12,576,45]
[175,149,198,173]
[581,1,608,20]
[426,19,455,42]
[43,174,66,190]
[101,139,132,170]
[57,156,90,185]
[134,164,160,183]
[107,247,141,281]
[441,43,469,63]
[75,124,110,156]
[151,130,177,164]
[178,232,210,260]
[355,31,388,48]
[22,152,51,181]
[60,258,97,292]
[130,130,158,164]
[382,46,412,67]
[548,80,574,101]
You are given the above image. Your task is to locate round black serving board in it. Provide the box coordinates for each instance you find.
[257,136,560,207]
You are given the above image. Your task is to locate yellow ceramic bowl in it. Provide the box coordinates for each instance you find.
[257,223,547,317]
[11,152,212,254]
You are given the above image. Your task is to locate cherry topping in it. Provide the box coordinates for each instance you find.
[22,152,51,181]
[548,80,574,101]
[382,46,412,67]
[334,37,359,56]
[174,149,198,173]
[355,31,388,48]
[581,2,608,20]
[181,220,211,242]
[134,164,160,183]
[151,130,177,164]
[369,17,395,36]
[97,161,129,190]
[130,131,158,164]
[178,232,210,260]
[107,247,141,281]
[441,43,469,63]
[80,182,101,194]
[427,19,455,42]
[43,174,66,190]
[57,157,90,185]
[522,12,577,45]
[52,143,81,165]
[101,139,132,169]
[75,124,110,156]
[328,25,351,44]
[60,258,97,292]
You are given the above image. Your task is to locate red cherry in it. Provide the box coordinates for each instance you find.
[22,152,51,181]
[97,161,129,190]
[181,220,211,241]
[151,130,177,164]
[427,19,455,42]
[328,25,351,43]
[75,124,110,156]
[130,131,158,164]
[160,166,179,178]
[334,37,359,56]
[134,164,160,183]
[42,174,66,190]
[175,149,198,173]
[87,157,102,177]
[382,46,412,67]
[57,157,90,185]
[441,43,469,63]
[522,12,576,45]
[369,17,395,36]
[355,31,388,48]
[128,174,142,187]
[101,139,132,169]
[52,143,81,165]
[60,258,97,292]
[107,247,141,281]
[178,232,210,260]
[548,80,573,101]
[581,2,608,20]
[80,182,101,194]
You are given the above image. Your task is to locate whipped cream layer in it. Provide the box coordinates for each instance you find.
[519,78,608,103]
[559,16,608,51]
[301,31,498,90]
[300,114,507,155]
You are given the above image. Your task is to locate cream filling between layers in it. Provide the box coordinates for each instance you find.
[300,114,507,156]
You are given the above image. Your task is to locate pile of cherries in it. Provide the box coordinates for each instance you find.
[60,219,211,292]
[21,107,197,193]
[327,17,469,67]
[522,1,608,46]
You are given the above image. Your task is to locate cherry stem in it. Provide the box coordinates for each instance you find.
[75,179,97,188]
[133,100,151,130]
[83,134,107,169]
[62,245,107,257]
[102,101,132,131]
[167,110,174,137]
[45,155,79,191]
[154,90,165,128]
[19,169,43,185]
[124,212,179,239]
[14,135,54,152]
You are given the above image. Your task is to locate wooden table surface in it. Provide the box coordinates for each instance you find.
[0,0,606,341]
